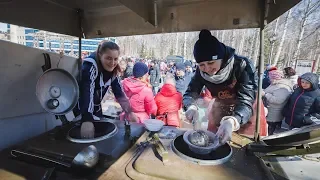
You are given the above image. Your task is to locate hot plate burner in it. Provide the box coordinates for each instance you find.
[171,135,232,165]
[67,121,117,143]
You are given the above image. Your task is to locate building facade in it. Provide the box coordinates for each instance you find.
[7,24,115,56]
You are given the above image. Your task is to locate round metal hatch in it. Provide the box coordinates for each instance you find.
[67,121,118,143]
[171,135,232,166]
[36,68,79,115]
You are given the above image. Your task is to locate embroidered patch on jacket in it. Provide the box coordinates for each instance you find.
[218,90,235,99]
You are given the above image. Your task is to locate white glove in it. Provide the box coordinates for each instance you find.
[216,116,240,145]
[185,105,199,122]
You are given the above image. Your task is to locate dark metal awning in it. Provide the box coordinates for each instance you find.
[0,0,300,38]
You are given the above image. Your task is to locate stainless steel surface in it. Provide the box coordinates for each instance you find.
[36,68,79,115]
[72,145,99,168]
[66,121,118,143]
[0,40,79,120]
[11,145,99,169]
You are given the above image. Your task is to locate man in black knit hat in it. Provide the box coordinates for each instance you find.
[184,29,258,145]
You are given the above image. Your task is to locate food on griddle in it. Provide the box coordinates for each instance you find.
[188,130,210,147]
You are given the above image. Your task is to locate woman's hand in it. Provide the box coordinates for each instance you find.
[80,121,95,139]
[261,91,265,96]
[216,116,239,145]
[127,112,139,123]
[185,105,199,122]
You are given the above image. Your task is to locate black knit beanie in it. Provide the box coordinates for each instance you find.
[193,29,225,63]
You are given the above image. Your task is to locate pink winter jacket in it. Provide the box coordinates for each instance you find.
[122,77,157,123]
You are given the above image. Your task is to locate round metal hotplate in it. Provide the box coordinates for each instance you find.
[171,135,232,165]
[67,121,117,143]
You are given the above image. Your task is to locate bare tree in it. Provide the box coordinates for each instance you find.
[273,9,291,66]
[313,32,320,72]
[268,18,279,64]
[293,0,313,66]
[253,29,260,65]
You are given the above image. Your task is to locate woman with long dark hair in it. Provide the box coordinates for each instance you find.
[74,41,138,138]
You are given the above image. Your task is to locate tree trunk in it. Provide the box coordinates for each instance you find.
[184,32,187,57]
[231,30,236,48]
[268,18,279,64]
[248,29,256,60]
[314,54,320,73]
[175,33,179,55]
[312,33,320,72]
[273,9,291,67]
[287,40,295,67]
[253,29,260,66]
[239,30,246,55]
[293,0,312,68]
[221,30,225,42]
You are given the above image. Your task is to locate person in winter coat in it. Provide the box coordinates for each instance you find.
[123,58,134,78]
[122,62,158,123]
[74,41,138,139]
[155,74,183,127]
[283,72,320,129]
[184,29,258,145]
[174,62,189,95]
[184,60,194,85]
[119,59,127,80]
[262,65,277,89]
[283,67,298,87]
[149,61,161,95]
[262,70,293,135]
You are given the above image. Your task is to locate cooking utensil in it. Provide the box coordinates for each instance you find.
[152,134,169,165]
[183,130,220,155]
[143,119,164,132]
[11,145,99,169]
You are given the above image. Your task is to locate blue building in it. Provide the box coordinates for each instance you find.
[7,24,115,55]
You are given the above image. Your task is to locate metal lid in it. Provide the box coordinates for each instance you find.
[36,68,79,115]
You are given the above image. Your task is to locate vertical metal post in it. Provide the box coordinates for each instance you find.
[77,9,83,82]
[254,0,269,142]
[154,0,158,27]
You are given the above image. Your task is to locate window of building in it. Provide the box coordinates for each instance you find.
[26,36,33,40]
[26,42,33,47]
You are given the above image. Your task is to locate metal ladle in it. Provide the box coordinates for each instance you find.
[11,145,99,169]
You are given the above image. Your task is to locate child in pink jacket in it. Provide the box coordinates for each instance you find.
[122,62,157,123]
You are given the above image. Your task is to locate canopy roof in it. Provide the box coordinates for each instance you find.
[0,0,300,38]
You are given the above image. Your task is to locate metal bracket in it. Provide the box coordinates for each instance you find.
[41,53,51,72]
[77,9,84,83]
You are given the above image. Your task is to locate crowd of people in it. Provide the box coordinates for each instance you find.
[262,66,320,135]
[75,29,320,143]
